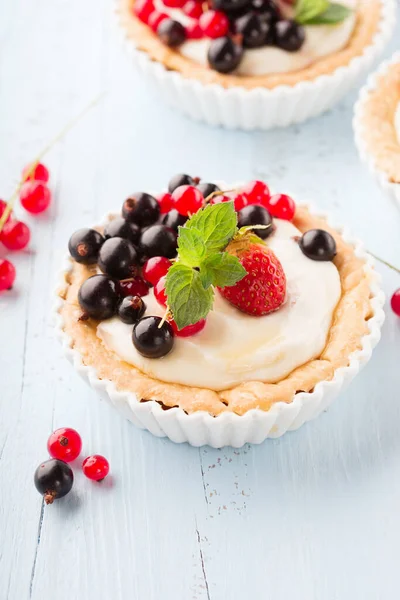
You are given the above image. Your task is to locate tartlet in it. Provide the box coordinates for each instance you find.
[354,51,400,206]
[116,0,395,129]
[55,178,384,446]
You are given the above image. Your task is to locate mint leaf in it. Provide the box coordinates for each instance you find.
[306,3,351,24]
[295,0,328,23]
[177,226,206,267]
[165,263,214,330]
[200,252,247,289]
[185,201,237,254]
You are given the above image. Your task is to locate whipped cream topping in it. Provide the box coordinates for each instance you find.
[97,219,341,391]
[158,0,357,77]
[395,102,400,145]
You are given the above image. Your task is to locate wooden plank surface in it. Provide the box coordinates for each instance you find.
[0,1,399,598]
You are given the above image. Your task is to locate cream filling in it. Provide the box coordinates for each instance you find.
[395,102,400,145]
[97,219,341,391]
[159,0,357,76]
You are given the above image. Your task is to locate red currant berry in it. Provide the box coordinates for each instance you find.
[183,0,203,17]
[221,192,247,211]
[163,0,185,7]
[119,276,149,298]
[143,256,172,285]
[20,181,51,214]
[391,289,400,317]
[199,10,229,38]
[82,455,110,481]
[154,276,168,306]
[22,162,49,183]
[47,427,82,463]
[242,180,271,207]
[1,220,30,251]
[0,259,16,291]
[134,0,155,23]
[156,192,173,214]
[186,21,203,38]
[172,185,204,216]
[169,318,206,337]
[0,200,12,224]
[209,194,229,205]
[148,11,168,32]
[267,193,295,220]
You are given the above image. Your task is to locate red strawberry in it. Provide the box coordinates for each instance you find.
[218,237,286,316]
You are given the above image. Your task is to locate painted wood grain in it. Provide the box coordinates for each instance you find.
[0,0,399,598]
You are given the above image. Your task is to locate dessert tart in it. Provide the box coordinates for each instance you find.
[116,0,395,129]
[354,51,400,207]
[55,177,384,447]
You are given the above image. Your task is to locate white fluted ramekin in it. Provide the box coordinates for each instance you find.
[53,199,385,448]
[354,50,400,208]
[116,0,395,130]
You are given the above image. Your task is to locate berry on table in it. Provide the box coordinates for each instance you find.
[172,185,204,216]
[162,209,188,231]
[237,205,273,239]
[267,193,295,220]
[169,317,206,337]
[78,274,120,320]
[118,295,147,324]
[0,220,31,250]
[140,224,177,259]
[154,276,168,306]
[22,162,49,183]
[242,180,270,207]
[0,259,16,291]
[132,316,174,358]
[157,19,187,47]
[104,217,140,245]
[143,256,172,285]
[47,427,82,462]
[168,173,199,194]
[183,0,204,18]
[82,455,110,482]
[299,229,337,262]
[208,36,243,74]
[197,182,220,199]
[199,10,229,38]
[122,192,160,227]
[119,275,149,298]
[390,289,400,317]
[20,181,51,214]
[34,459,74,504]
[274,19,305,52]
[98,237,138,279]
[134,0,155,23]
[156,192,174,214]
[68,228,105,264]
[148,10,168,32]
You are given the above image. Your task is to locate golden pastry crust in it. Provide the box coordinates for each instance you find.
[357,60,400,183]
[117,0,382,90]
[58,206,373,416]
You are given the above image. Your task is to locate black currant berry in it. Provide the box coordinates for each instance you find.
[168,173,198,194]
[250,0,279,18]
[162,209,188,232]
[104,217,140,245]
[98,237,138,279]
[196,182,220,198]
[208,37,244,74]
[118,295,146,324]
[78,274,120,320]
[274,19,305,52]
[212,0,250,13]
[132,316,174,358]
[299,229,337,261]
[140,225,177,259]
[237,205,273,239]
[122,193,160,227]
[157,19,186,47]
[34,459,74,505]
[236,13,270,48]
[68,228,104,264]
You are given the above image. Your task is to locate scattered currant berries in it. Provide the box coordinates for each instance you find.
[118,295,147,324]
[133,316,174,358]
[391,289,400,317]
[0,220,31,250]
[119,276,149,298]
[154,276,168,306]
[0,259,16,291]
[22,162,49,183]
[68,228,105,264]
[169,318,206,337]
[78,274,120,320]
[267,193,295,221]
[47,428,82,463]
[299,229,337,262]
[34,459,74,504]
[172,185,204,216]
[143,256,172,285]
[242,180,271,207]
[20,181,51,214]
[199,10,229,38]
[140,224,178,259]
[82,455,110,481]
[156,192,174,214]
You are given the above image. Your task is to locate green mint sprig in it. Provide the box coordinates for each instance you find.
[295,0,351,25]
[165,202,247,330]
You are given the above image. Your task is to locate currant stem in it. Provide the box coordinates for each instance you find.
[0,93,105,234]
[204,189,236,204]
[159,307,170,328]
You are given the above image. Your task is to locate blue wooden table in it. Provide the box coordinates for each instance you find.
[1,1,400,598]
